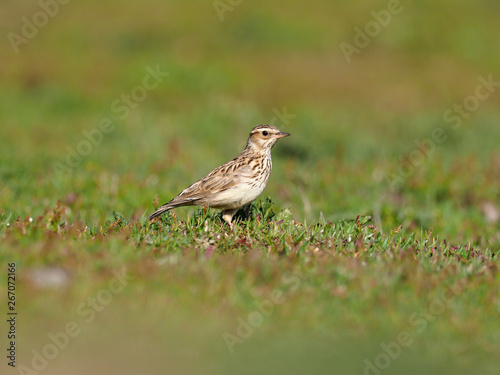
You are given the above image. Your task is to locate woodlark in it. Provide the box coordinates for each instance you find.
[148,124,290,226]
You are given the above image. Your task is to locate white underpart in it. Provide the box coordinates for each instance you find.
[210,178,268,209]
[210,158,271,209]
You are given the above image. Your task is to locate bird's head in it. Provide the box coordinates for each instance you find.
[245,124,290,152]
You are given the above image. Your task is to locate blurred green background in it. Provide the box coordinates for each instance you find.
[2,0,500,243]
[1,0,499,374]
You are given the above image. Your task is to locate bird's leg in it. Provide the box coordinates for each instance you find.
[222,209,238,229]
[243,204,251,219]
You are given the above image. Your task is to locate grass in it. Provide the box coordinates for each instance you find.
[1,0,500,374]
[2,200,499,374]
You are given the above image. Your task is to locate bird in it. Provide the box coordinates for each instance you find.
[148,124,290,226]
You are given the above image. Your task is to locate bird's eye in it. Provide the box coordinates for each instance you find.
[262,131,269,136]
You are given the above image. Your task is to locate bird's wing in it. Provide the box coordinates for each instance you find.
[170,157,255,205]
[186,160,251,195]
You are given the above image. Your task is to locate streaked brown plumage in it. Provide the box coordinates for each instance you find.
[148,124,290,226]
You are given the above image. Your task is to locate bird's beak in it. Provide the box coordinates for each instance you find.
[275,131,290,138]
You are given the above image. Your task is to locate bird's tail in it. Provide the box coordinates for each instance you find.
[148,204,174,221]
[148,196,199,221]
